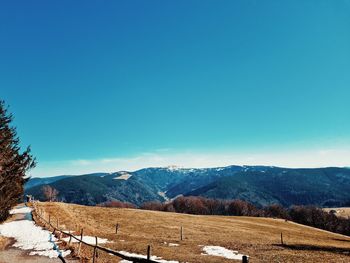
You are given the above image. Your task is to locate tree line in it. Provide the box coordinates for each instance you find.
[139,196,350,236]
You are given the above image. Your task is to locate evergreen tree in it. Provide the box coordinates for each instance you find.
[0,100,36,222]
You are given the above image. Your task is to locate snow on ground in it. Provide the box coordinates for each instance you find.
[118,251,179,263]
[10,207,32,214]
[62,235,109,244]
[168,243,179,247]
[163,242,179,247]
[201,245,247,260]
[0,208,71,258]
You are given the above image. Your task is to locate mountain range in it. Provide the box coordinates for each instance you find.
[25,165,350,207]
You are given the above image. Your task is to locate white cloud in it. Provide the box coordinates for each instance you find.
[30,148,350,177]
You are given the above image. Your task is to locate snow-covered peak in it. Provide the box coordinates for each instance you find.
[114,171,132,180]
[166,165,183,171]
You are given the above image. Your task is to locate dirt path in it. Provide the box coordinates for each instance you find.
[0,248,64,263]
[0,205,78,263]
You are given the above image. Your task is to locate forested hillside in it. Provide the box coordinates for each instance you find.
[26,166,350,207]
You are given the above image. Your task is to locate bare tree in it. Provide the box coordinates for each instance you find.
[42,185,59,202]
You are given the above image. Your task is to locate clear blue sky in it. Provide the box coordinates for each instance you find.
[1,1,350,176]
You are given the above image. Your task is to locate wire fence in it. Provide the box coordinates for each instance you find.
[31,201,250,263]
[32,201,159,263]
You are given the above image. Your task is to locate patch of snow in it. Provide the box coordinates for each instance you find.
[158,191,169,201]
[166,165,183,171]
[114,172,132,180]
[168,243,179,247]
[118,251,178,263]
[62,235,109,244]
[201,246,247,260]
[63,230,75,234]
[163,241,178,247]
[0,219,70,258]
[30,249,71,257]
[10,207,32,214]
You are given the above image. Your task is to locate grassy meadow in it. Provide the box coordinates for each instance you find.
[31,202,350,262]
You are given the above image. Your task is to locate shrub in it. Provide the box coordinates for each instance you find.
[173,196,210,215]
[140,201,165,211]
[227,199,259,216]
[264,204,289,219]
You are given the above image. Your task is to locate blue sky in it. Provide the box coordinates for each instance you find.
[1,1,350,176]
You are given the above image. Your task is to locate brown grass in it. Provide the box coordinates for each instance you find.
[0,237,10,251]
[34,202,350,263]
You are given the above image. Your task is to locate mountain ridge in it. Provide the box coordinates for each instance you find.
[26,165,350,207]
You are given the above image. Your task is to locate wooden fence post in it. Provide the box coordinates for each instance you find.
[56,218,61,240]
[180,226,183,241]
[77,228,84,256]
[280,232,284,245]
[96,237,99,258]
[147,245,151,260]
[242,255,249,263]
[93,236,98,263]
[68,235,72,245]
[115,223,119,234]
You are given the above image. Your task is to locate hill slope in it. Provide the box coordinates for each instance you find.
[35,202,350,263]
[27,173,163,206]
[25,175,71,190]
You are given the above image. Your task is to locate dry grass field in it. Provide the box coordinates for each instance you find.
[0,237,9,251]
[34,202,350,263]
[324,207,350,219]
